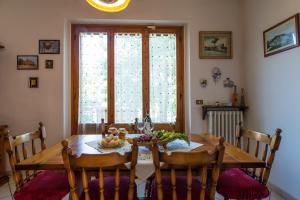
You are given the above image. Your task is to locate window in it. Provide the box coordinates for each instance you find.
[79,32,108,124]
[114,33,143,123]
[71,25,184,135]
[150,33,177,123]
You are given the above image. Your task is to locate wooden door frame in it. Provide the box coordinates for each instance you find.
[71,24,184,135]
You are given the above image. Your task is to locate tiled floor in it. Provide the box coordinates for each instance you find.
[0,176,287,200]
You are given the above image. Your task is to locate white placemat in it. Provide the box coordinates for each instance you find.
[85,140,132,154]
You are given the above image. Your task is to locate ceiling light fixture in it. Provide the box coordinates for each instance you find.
[86,0,131,12]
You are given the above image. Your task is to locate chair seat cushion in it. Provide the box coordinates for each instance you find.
[83,176,137,200]
[14,170,69,200]
[217,168,269,199]
[151,176,209,200]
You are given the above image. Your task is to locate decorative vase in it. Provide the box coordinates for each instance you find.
[231,85,238,106]
[240,88,246,107]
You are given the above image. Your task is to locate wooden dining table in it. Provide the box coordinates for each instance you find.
[15,133,265,171]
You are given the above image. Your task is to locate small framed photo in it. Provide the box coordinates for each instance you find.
[29,77,38,88]
[17,55,39,70]
[45,60,54,69]
[199,31,232,59]
[39,40,60,54]
[264,14,300,57]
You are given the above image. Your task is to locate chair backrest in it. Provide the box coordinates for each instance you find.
[152,137,225,200]
[235,123,282,185]
[78,119,106,135]
[61,139,138,200]
[4,122,46,191]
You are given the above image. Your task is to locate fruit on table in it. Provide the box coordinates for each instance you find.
[101,135,123,147]
[108,127,119,135]
[118,128,128,134]
[118,128,128,140]
[135,131,190,145]
[153,131,190,144]
[137,135,153,143]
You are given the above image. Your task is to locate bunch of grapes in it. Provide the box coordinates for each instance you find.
[137,135,153,143]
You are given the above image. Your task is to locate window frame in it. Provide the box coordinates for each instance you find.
[71,24,184,135]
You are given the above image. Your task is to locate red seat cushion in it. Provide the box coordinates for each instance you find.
[151,176,209,200]
[217,168,269,200]
[82,176,137,200]
[14,170,69,200]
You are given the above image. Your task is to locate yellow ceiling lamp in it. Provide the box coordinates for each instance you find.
[86,0,131,12]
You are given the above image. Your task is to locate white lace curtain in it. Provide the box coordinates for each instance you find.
[114,33,143,123]
[77,32,177,134]
[149,33,177,123]
[79,32,108,134]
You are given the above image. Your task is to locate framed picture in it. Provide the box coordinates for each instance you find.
[17,55,39,70]
[199,31,232,59]
[263,14,300,57]
[39,40,60,54]
[29,77,38,88]
[45,59,54,69]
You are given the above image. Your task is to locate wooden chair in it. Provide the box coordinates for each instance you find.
[61,139,139,200]
[78,119,106,134]
[107,120,138,134]
[151,137,225,200]
[217,124,282,199]
[4,122,69,200]
[0,125,11,195]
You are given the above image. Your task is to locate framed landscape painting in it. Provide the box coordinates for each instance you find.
[264,14,300,57]
[17,55,39,70]
[199,31,232,59]
[39,40,60,54]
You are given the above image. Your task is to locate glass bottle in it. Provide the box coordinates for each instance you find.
[240,88,246,107]
[231,85,238,107]
[143,114,153,135]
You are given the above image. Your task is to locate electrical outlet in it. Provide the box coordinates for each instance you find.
[196,100,203,105]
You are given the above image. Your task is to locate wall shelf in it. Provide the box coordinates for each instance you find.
[202,105,248,120]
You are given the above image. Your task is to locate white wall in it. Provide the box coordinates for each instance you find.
[243,0,300,198]
[0,0,244,146]
[1,0,299,197]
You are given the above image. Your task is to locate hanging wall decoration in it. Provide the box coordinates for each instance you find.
[200,79,208,88]
[39,40,60,54]
[263,14,300,57]
[212,67,222,83]
[45,60,54,69]
[17,55,39,70]
[223,77,235,88]
[199,31,232,59]
[29,77,38,88]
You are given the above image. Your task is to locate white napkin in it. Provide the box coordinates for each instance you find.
[165,140,203,155]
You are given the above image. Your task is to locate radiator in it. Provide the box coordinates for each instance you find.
[208,111,243,145]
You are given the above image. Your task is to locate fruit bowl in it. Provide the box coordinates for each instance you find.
[136,134,153,145]
[99,135,125,149]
